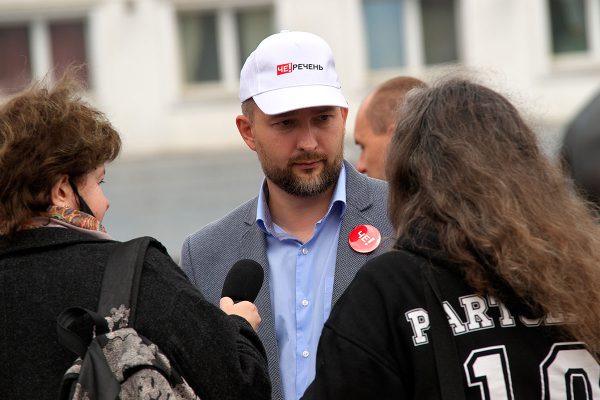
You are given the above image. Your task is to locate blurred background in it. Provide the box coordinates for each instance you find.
[1,0,599,260]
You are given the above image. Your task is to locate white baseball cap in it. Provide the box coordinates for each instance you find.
[239,30,348,115]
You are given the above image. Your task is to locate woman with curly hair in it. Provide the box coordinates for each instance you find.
[0,75,270,399]
[303,78,600,399]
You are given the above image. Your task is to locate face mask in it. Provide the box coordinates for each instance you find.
[69,179,95,218]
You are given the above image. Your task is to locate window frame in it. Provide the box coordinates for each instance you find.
[0,9,91,93]
[362,0,462,80]
[175,0,274,99]
[546,0,600,71]
[0,22,32,93]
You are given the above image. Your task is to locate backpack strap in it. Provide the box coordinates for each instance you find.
[97,236,157,325]
[56,307,109,358]
[421,261,467,400]
[56,237,165,357]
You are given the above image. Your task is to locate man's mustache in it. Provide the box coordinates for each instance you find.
[289,152,327,165]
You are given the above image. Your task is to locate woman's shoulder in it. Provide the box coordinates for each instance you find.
[366,249,423,266]
[360,249,425,281]
[140,240,193,289]
[334,249,428,311]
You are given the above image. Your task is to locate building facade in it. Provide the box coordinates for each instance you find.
[1,0,599,156]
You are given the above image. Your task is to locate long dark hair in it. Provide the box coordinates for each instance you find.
[387,78,600,355]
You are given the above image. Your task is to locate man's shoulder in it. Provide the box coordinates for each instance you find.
[362,175,388,194]
[344,160,388,195]
[186,197,258,242]
[180,197,259,286]
[344,161,389,209]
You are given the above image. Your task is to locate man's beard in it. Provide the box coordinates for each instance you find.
[258,146,343,197]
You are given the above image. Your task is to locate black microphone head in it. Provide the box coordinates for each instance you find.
[221,259,264,303]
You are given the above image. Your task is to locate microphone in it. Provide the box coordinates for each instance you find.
[221,259,264,303]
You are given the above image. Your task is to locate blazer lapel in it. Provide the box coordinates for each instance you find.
[333,201,371,304]
[332,162,377,304]
[238,199,284,399]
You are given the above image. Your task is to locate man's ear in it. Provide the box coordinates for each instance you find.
[385,121,396,137]
[340,107,349,124]
[50,175,76,208]
[236,115,257,151]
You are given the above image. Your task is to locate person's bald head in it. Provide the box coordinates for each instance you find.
[354,76,425,180]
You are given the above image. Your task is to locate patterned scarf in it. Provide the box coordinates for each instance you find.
[21,205,111,240]
[45,205,107,233]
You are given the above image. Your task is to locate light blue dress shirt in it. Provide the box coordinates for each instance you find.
[256,164,347,400]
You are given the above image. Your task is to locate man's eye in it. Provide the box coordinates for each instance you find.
[275,120,293,127]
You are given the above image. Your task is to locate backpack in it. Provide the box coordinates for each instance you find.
[56,237,202,400]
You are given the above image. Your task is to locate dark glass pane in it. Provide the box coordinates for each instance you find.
[362,0,405,69]
[179,12,220,82]
[236,7,274,69]
[49,20,89,84]
[549,0,588,53]
[421,0,458,64]
[0,25,32,94]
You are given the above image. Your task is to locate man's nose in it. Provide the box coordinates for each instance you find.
[356,152,367,174]
[297,126,318,151]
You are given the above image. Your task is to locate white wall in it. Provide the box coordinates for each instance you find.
[1,0,599,156]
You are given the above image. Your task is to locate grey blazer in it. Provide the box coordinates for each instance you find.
[181,160,394,399]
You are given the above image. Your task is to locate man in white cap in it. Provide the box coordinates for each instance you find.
[181,31,393,400]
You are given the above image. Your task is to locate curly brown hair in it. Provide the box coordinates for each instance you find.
[0,74,121,237]
[387,77,600,356]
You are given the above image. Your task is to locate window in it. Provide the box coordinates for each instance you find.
[178,6,274,87]
[0,25,31,93]
[236,8,273,69]
[421,0,458,64]
[546,0,600,68]
[549,0,588,54]
[0,18,89,94]
[363,0,406,69]
[362,0,458,70]
[49,20,89,83]
[179,12,221,83]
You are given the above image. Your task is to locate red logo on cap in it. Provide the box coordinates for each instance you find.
[277,63,293,75]
[349,225,382,254]
[276,62,325,75]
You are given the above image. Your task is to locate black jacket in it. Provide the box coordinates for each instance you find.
[302,244,596,399]
[0,228,270,400]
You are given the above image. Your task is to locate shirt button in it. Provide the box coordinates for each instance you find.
[301,299,309,307]
[301,248,309,255]
[302,350,310,358]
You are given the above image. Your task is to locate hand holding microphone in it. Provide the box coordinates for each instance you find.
[220,259,264,331]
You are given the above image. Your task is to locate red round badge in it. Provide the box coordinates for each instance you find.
[349,225,382,254]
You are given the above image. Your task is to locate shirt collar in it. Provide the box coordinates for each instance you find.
[256,162,348,235]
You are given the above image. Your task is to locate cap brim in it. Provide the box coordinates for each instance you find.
[253,85,348,115]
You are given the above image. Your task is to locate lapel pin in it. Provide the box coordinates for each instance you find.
[349,224,381,254]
